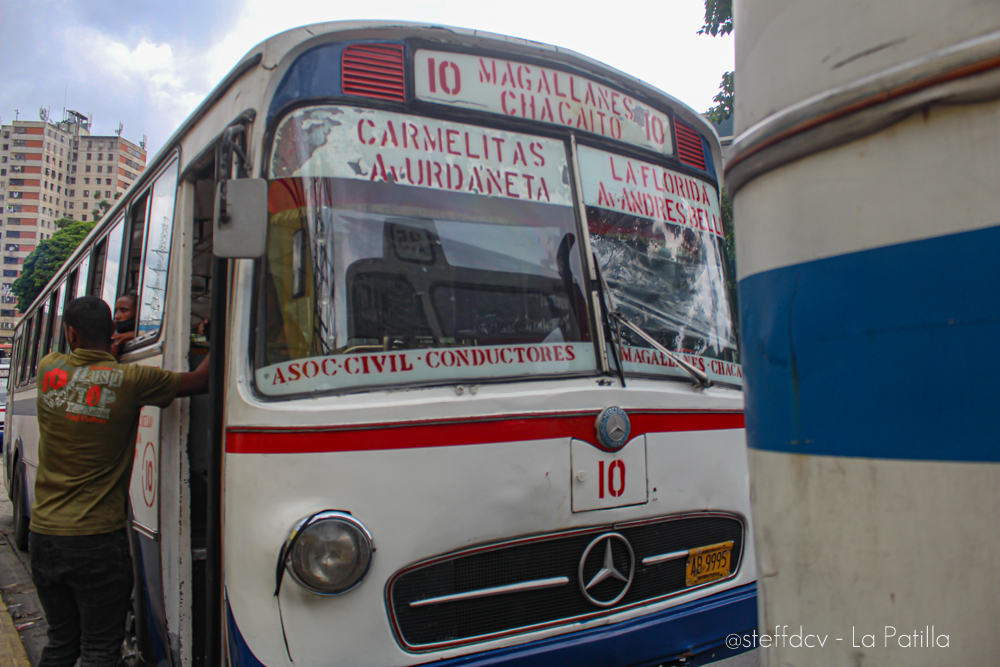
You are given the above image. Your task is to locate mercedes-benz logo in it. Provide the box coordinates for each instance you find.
[595,406,631,450]
[577,532,635,607]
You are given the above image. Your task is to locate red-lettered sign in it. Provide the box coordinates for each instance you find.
[617,345,743,387]
[271,107,573,206]
[256,342,596,396]
[130,406,160,531]
[578,145,724,238]
[415,50,673,157]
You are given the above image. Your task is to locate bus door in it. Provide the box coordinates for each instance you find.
[180,115,255,667]
[109,155,181,667]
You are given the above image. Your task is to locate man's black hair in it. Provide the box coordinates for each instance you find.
[64,296,115,344]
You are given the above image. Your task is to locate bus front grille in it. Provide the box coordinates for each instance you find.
[387,513,744,651]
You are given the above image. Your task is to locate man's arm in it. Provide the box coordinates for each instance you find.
[177,353,210,397]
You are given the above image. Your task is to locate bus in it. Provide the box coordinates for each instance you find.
[727,2,1000,665]
[4,21,753,667]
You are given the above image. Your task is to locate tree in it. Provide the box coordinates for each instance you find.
[91,198,111,222]
[699,0,733,37]
[11,220,95,312]
[701,0,735,122]
[705,71,734,124]
[701,0,738,321]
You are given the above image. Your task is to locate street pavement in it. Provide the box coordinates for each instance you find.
[0,476,757,667]
[0,478,46,667]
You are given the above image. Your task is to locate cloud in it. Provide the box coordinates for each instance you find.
[0,0,241,152]
[68,29,208,144]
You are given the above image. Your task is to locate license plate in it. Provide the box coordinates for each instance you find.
[685,541,733,587]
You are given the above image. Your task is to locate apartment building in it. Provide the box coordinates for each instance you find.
[70,133,147,222]
[0,111,147,342]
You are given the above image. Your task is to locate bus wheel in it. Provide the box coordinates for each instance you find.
[11,460,29,552]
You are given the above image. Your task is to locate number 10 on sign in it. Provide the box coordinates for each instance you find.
[598,459,626,498]
[571,439,647,512]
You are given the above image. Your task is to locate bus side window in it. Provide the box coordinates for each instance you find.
[61,270,78,354]
[46,285,65,357]
[90,238,108,297]
[16,319,28,386]
[135,157,178,341]
[123,192,149,296]
[12,327,26,386]
[7,336,15,388]
[100,217,126,307]
[9,334,21,390]
[28,303,48,382]
[75,253,91,300]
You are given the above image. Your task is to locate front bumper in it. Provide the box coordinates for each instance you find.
[228,583,757,667]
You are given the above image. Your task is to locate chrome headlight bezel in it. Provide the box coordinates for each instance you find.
[282,511,375,596]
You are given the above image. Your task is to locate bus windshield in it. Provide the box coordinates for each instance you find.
[256,106,595,396]
[577,145,740,383]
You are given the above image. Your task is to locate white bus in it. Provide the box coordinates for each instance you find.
[4,21,754,667]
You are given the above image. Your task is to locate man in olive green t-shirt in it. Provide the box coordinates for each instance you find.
[31,296,209,667]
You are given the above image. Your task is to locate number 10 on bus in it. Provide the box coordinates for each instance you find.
[571,440,647,512]
[597,459,626,498]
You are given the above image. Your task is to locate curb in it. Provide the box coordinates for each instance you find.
[0,599,30,667]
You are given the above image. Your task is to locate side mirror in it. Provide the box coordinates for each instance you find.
[213,178,267,258]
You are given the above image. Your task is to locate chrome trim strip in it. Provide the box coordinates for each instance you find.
[410,577,570,608]
[131,521,158,541]
[641,549,689,566]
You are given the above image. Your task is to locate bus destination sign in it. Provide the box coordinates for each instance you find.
[274,107,573,206]
[415,50,674,157]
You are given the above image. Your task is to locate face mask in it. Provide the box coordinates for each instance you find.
[115,318,135,334]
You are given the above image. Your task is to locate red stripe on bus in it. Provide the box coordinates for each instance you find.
[225,412,744,454]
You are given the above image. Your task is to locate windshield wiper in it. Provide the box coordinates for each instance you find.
[593,254,628,388]
[593,255,713,391]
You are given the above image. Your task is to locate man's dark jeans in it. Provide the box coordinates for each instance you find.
[29,529,133,667]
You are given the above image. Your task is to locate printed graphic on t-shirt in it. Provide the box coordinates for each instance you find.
[41,364,121,423]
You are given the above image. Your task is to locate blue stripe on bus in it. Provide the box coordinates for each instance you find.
[268,40,405,125]
[268,43,347,124]
[227,584,757,667]
[739,223,1000,462]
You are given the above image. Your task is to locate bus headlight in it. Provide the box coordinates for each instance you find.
[283,511,374,596]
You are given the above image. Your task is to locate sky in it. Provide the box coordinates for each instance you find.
[0,0,733,157]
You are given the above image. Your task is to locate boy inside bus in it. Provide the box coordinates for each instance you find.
[111,292,137,357]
